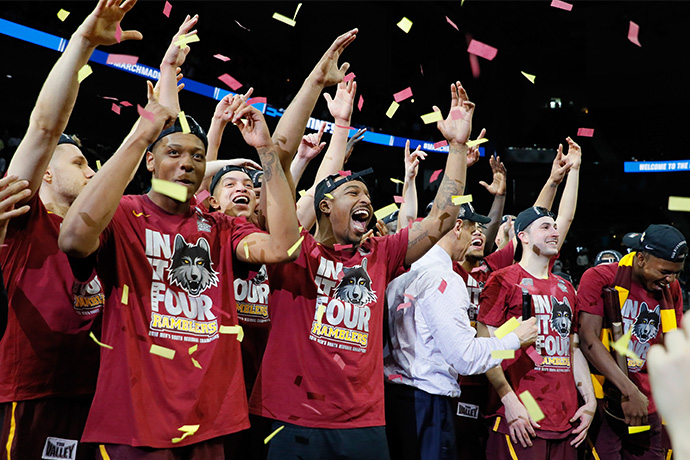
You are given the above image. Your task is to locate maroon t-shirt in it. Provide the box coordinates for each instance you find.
[249,228,409,429]
[0,193,103,402]
[576,263,683,415]
[478,264,579,433]
[78,195,258,447]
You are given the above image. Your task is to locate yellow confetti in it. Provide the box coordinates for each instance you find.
[628,425,651,434]
[287,235,305,257]
[386,101,400,118]
[174,34,200,49]
[316,304,326,325]
[188,344,198,354]
[420,111,443,124]
[452,194,473,205]
[220,325,244,342]
[178,111,191,134]
[519,390,545,422]
[494,317,520,339]
[89,331,113,350]
[264,425,285,444]
[272,12,296,27]
[57,9,70,21]
[298,189,306,197]
[397,17,413,33]
[121,284,129,305]
[244,242,250,259]
[96,160,102,170]
[324,193,334,199]
[150,344,176,360]
[390,178,404,185]
[172,425,200,443]
[661,309,677,333]
[491,349,515,360]
[466,138,489,148]
[151,178,188,202]
[374,203,399,220]
[611,329,640,360]
[191,357,202,369]
[293,3,303,20]
[521,71,536,84]
[668,196,690,212]
[77,65,92,83]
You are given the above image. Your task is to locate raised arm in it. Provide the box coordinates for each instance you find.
[205,89,254,162]
[397,140,426,230]
[477,151,507,255]
[59,82,176,258]
[533,145,571,210]
[554,137,581,251]
[404,81,474,266]
[8,0,142,204]
[290,123,327,186]
[158,14,198,113]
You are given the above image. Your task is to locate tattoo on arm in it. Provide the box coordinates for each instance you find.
[407,221,429,248]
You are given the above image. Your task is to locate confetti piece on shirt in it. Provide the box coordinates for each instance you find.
[333,354,346,370]
[137,104,155,122]
[244,241,250,259]
[388,374,403,381]
[195,189,210,203]
[273,13,296,27]
[106,54,139,65]
[188,344,198,354]
[115,23,122,43]
[386,101,400,118]
[171,425,199,444]
[287,235,305,257]
[57,9,70,21]
[338,170,352,177]
[452,194,472,205]
[467,39,498,61]
[396,302,412,311]
[491,349,515,360]
[390,178,404,185]
[629,425,651,434]
[438,279,447,293]
[526,346,543,365]
[611,328,640,360]
[77,65,92,83]
[89,331,113,350]
[467,138,489,148]
[394,87,413,103]
[661,309,678,332]
[550,0,573,11]
[628,21,641,47]
[150,344,176,360]
[421,111,443,124]
[397,17,413,33]
[446,16,459,31]
[247,97,267,106]
[394,195,404,204]
[577,127,594,137]
[174,34,200,49]
[343,72,355,83]
[121,101,132,107]
[218,73,242,90]
[178,111,191,134]
[521,71,536,84]
[358,95,364,111]
[111,103,121,115]
[374,203,399,220]
[333,243,353,251]
[519,390,545,422]
[163,1,172,17]
[191,357,202,369]
[494,317,520,339]
[220,325,244,342]
[121,284,129,305]
[151,178,187,202]
[429,169,443,183]
[434,140,448,149]
[96,160,102,170]
[315,304,326,325]
[214,54,231,62]
[264,425,284,444]
[301,403,322,415]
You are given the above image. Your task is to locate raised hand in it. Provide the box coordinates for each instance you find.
[142,81,177,133]
[76,0,142,47]
[161,14,198,69]
[403,140,427,180]
[231,103,272,150]
[467,128,486,167]
[548,146,572,185]
[213,88,254,123]
[323,80,356,124]
[309,29,358,87]
[479,154,507,196]
[296,123,327,162]
[344,128,366,164]
[435,81,475,146]
[563,137,582,170]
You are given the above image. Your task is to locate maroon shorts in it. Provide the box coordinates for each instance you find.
[0,396,97,460]
[96,436,227,460]
[486,427,577,460]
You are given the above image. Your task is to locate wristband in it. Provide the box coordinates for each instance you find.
[335,124,350,130]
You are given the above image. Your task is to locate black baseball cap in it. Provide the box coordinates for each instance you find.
[514,206,556,234]
[458,203,491,224]
[147,115,208,153]
[247,169,264,189]
[594,250,623,266]
[622,225,688,263]
[209,165,251,196]
[382,210,399,224]
[313,168,374,218]
[57,133,81,148]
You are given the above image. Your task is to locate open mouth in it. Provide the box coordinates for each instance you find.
[233,195,250,205]
[471,237,484,247]
[351,208,370,233]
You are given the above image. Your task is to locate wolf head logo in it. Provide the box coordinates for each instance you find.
[252,265,268,285]
[550,296,572,339]
[167,235,219,296]
[333,258,377,306]
[632,303,660,343]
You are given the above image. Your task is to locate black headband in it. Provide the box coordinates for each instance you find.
[313,168,374,218]
[147,115,208,153]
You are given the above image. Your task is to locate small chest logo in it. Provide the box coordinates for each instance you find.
[42,437,77,460]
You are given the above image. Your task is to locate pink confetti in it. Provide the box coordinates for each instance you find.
[393,196,404,204]
[137,104,155,122]
[438,279,448,294]
[234,20,250,31]
[333,354,346,370]
[393,87,413,103]
[550,0,573,11]
[218,73,242,90]
[467,39,498,61]
[388,374,403,381]
[247,97,267,106]
[433,140,448,149]
[357,95,364,111]
[577,127,594,137]
[414,218,424,223]
[214,54,231,62]
[429,169,443,183]
[451,110,463,120]
[310,246,320,259]
[343,72,355,83]
[101,96,119,101]
[301,403,322,415]
[404,293,415,301]
[628,21,641,47]
[469,53,480,78]
[396,302,412,311]
[420,64,424,76]
[195,189,210,203]
[115,23,122,43]
[446,16,459,31]
[106,54,139,65]
[333,243,353,251]
[162,1,172,17]
[337,170,351,177]
[120,101,132,107]
[527,346,543,365]
[111,103,121,115]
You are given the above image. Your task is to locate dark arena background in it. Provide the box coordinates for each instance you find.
[2,1,690,296]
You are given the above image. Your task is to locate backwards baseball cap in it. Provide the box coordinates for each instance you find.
[425,200,490,224]
[147,115,208,153]
[57,133,81,148]
[514,206,556,234]
[622,224,688,262]
[209,165,252,196]
[313,168,374,218]
[381,210,399,225]
[594,249,623,266]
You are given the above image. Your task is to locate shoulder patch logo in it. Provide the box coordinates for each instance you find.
[167,235,219,296]
[333,258,377,306]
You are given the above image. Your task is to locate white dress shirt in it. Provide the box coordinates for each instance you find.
[384,245,520,397]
